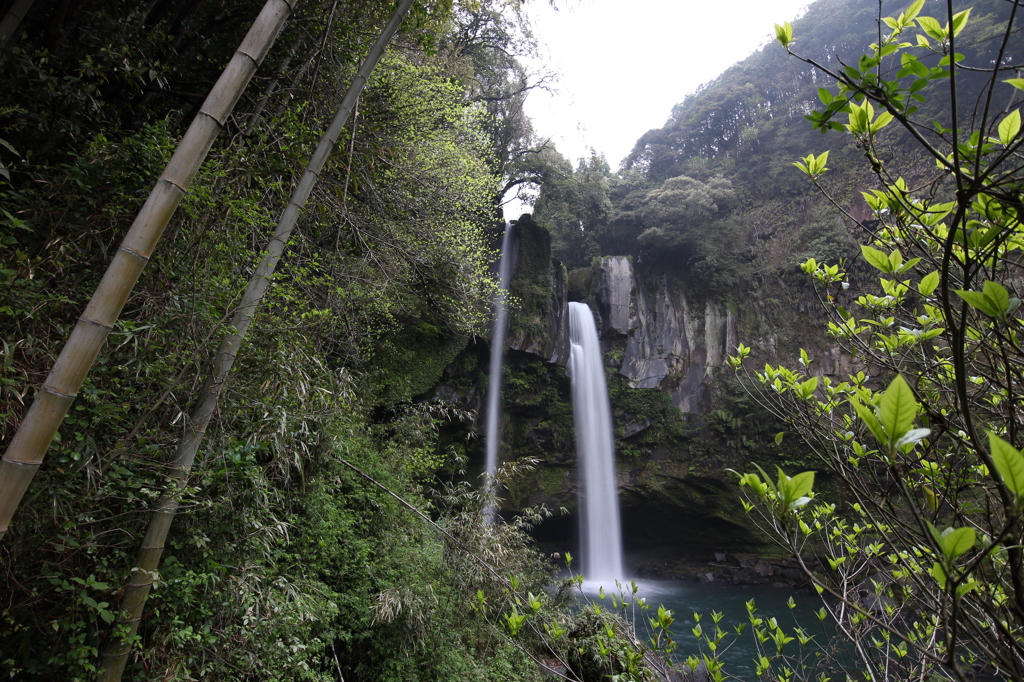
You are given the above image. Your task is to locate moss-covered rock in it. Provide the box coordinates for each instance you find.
[373,325,469,406]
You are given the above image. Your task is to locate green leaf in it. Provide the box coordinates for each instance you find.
[871,111,894,133]
[950,8,970,36]
[775,431,785,446]
[1006,78,1024,92]
[998,109,1021,146]
[955,281,1009,317]
[896,427,931,448]
[916,16,945,40]
[878,375,917,443]
[904,0,925,22]
[847,101,873,134]
[788,471,815,501]
[930,561,947,589]
[887,249,903,272]
[955,289,996,316]
[862,245,894,272]
[918,271,939,295]
[775,21,794,48]
[983,280,1010,315]
[851,397,886,446]
[940,527,975,561]
[775,468,814,511]
[812,150,829,174]
[989,432,1024,497]
[798,376,819,399]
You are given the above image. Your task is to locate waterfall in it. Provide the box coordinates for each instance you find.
[568,301,625,584]
[483,223,514,517]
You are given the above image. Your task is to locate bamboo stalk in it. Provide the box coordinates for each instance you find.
[0,0,298,541]
[0,0,34,48]
[97,1,415,678]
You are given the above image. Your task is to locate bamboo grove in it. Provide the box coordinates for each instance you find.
[0,0,565,679]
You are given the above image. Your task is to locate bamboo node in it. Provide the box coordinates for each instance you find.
[77,315,114,331]
[38,385,77,400]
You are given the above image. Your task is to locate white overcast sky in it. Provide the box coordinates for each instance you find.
[521,0,812,170]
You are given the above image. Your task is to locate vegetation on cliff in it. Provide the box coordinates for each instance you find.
[727,0,1024,678]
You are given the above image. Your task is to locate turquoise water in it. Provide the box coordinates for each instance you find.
[581,580,852,680]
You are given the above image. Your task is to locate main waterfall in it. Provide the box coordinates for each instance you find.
[567,302,625,584]
[483,223,514,517]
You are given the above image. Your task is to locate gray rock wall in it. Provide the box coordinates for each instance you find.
[497,216,866,419]
[581,257,740,413]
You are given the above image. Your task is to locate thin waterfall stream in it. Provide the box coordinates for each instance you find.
[483,222,514,518]
[567,302,625,585]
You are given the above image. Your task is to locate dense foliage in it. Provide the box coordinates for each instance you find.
[532,0,1014,296]
[728,0,1024,679]
[0,1,593,680]
[6,0,1024,679]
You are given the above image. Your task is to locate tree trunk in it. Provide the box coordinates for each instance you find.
[0,0,297,541]
[96,1,415,679]
[0,0,35,48]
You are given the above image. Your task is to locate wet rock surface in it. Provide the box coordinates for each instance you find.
[631,553,812,589]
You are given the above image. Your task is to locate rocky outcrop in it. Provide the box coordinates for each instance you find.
[441,215,859,564]
[594,256,635,335]
[516,247,858,414]
[568,256,740,413]
[504,215,569,364]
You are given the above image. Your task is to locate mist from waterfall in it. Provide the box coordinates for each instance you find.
[567,301,625,585]
[483,223,514,518]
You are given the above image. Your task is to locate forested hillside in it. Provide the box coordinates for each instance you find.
[534,0,1014,294]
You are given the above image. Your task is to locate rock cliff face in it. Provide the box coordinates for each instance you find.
[584,256,739,414]
[437,215,856,565]
[542,248,861,411]
[502,217,569,364]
